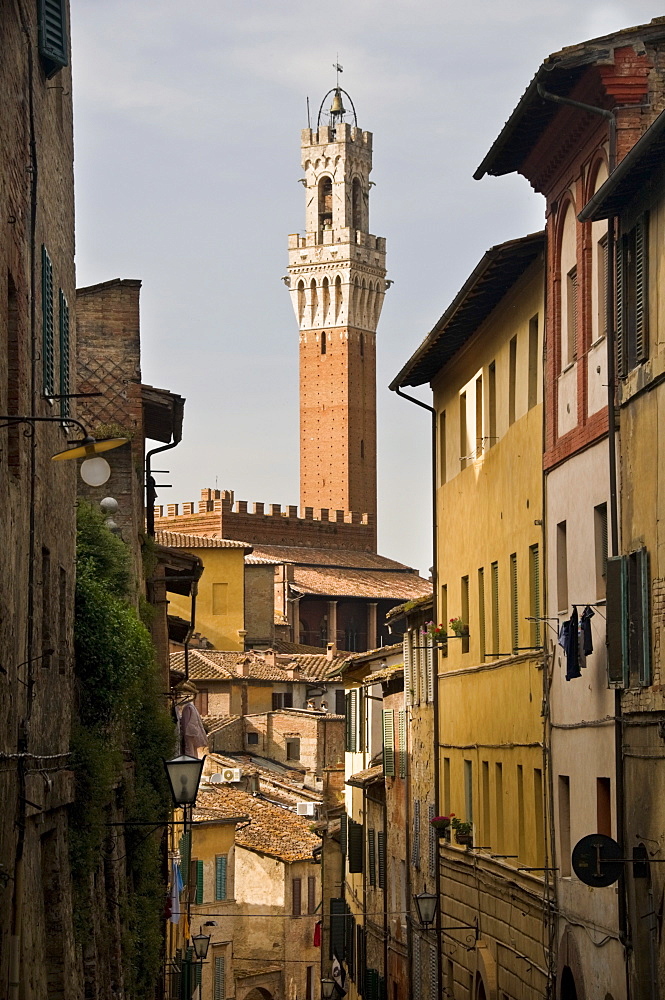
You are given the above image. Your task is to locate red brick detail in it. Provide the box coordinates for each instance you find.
[597,46,652,104]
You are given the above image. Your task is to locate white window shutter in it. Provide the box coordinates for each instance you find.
[404,633,412,706]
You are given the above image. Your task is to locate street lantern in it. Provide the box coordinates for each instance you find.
[413,889,438,928]
[191,931,211,961]
[321,978,337,999]
[164,754,205,806]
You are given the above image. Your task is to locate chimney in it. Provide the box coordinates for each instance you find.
[263,649,276,667]
[326,641,337,660]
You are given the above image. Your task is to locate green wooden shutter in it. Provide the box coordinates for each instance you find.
[531,544,541,647]
[510,553,518,653]
[368,829,376,886]
[41,247,54,397]
[616,235,626,377]
[38,0,69,77]
[635,213,649,363]
[348,820,363,873]
[606,556,628,687]
[398,709,407,778]
[382,709,395,777]
[404,633,412,706]
[215,855,227,901]
[214,956,225,1000]
[346,906,355,976]
[179,831,191,880]
[58,290,70,417]
[195,859,204,904]
[330,898,346,959]
[377,831,386,889]
[637,547,651,687]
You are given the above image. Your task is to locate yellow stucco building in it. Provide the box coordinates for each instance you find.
[392,233,551,998]
[157,531,252,650]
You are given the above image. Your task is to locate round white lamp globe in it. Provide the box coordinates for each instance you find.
[80,456,111,487]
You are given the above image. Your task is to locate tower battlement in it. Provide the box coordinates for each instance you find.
[154,488,376,551]
[300,124,372,150]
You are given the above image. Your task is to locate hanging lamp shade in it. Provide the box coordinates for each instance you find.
[164,754,205,806]
[52,435,128,462]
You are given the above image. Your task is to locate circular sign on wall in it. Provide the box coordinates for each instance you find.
[572,834,623,887]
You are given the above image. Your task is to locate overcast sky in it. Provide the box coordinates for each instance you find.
[71,1,663,574]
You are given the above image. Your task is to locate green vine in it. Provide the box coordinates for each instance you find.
[71,502,173,997]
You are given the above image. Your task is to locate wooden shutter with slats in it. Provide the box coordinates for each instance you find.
[404,633,412,706]
[412,799,420,868]
[214,955,225,1000]
[426,639,434,703]
[330,898,346,959]
[398,709,407,778]
[59,290,70,417]
[382,709,395,776]
[428,803,437,878]
[292,877,302,916]
[348,820,363,873]
[195,859,204,904]
[215,855,227,901]
[377,831,386,889]
[38,0,68,77]
[606,556,628,687]
[635,213,649,363]
[42,247,54,397]
[308,875,316,914]
[368,829,376,886]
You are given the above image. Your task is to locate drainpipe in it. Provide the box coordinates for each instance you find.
[539,84,631,999]
[146,439,180,537]
[391,386,441,999]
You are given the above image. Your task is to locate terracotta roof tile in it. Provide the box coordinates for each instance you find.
[364,664,404,685]
[347,764,384,787]
[170,648,346,682]
[291,565,431,600]
[155,530,252,551]
[194,784,321,861]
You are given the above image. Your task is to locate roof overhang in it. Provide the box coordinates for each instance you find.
[391,232,544,389]
[142,384,185,444]
[578,107,665,221]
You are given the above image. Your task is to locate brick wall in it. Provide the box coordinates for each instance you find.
[154,488,376,552]
[244,563,275,646]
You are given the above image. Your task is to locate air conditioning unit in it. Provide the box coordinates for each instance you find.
[211,768,242,783]
[296,802,317,817]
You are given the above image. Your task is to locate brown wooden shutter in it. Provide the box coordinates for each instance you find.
[292,877,302,916]
[635,213,649,363]
[377,831,386,889]
[348,820,363,873]
[616,235,626,377]
[307,875,316,914]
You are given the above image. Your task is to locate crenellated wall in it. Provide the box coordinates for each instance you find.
[154,488,376,551]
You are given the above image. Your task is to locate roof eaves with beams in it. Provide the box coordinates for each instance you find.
[390,232,544,389]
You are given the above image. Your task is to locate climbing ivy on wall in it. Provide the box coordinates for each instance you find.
[71,502,174,997]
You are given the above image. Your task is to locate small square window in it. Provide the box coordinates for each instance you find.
[286,739,300,761]
[247,732,259,745]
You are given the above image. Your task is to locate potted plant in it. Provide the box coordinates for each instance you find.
[423,622,448,646]
[449,617,469,638]
[430,814,454,841]
[452,817,473,846]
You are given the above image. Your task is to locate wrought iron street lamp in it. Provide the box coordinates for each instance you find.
[191,931,211,960]
[164,754,205,806]
[321,978,337,999]
[413,890,438,929]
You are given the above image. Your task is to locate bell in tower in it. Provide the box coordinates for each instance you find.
[286,88,387,535]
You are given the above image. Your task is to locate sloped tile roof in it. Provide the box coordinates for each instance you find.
[170,648,347,682]
[155,529,252,551]
[364,664,404,685]
[291,564,432,600]
[250,544,423,572]
[347,764,384,788]
[194,784,321,861]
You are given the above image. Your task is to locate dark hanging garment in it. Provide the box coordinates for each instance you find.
[558,620,569,650]
[565,606,581,681]
[580,605,595,657]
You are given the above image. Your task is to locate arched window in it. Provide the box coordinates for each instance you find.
[318,176,333,231]
[297,280,305,324]
[310,279,318,326]
[590,161,609,341]
[322,276,330,324]
[559,200,577,369]
[321,331,326,355]
[334,275,343,323]
[352,177,362,231]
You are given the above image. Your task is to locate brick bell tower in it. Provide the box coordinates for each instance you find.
[287,87,387,524]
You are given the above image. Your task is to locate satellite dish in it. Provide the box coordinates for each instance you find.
[572,834,623,887]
